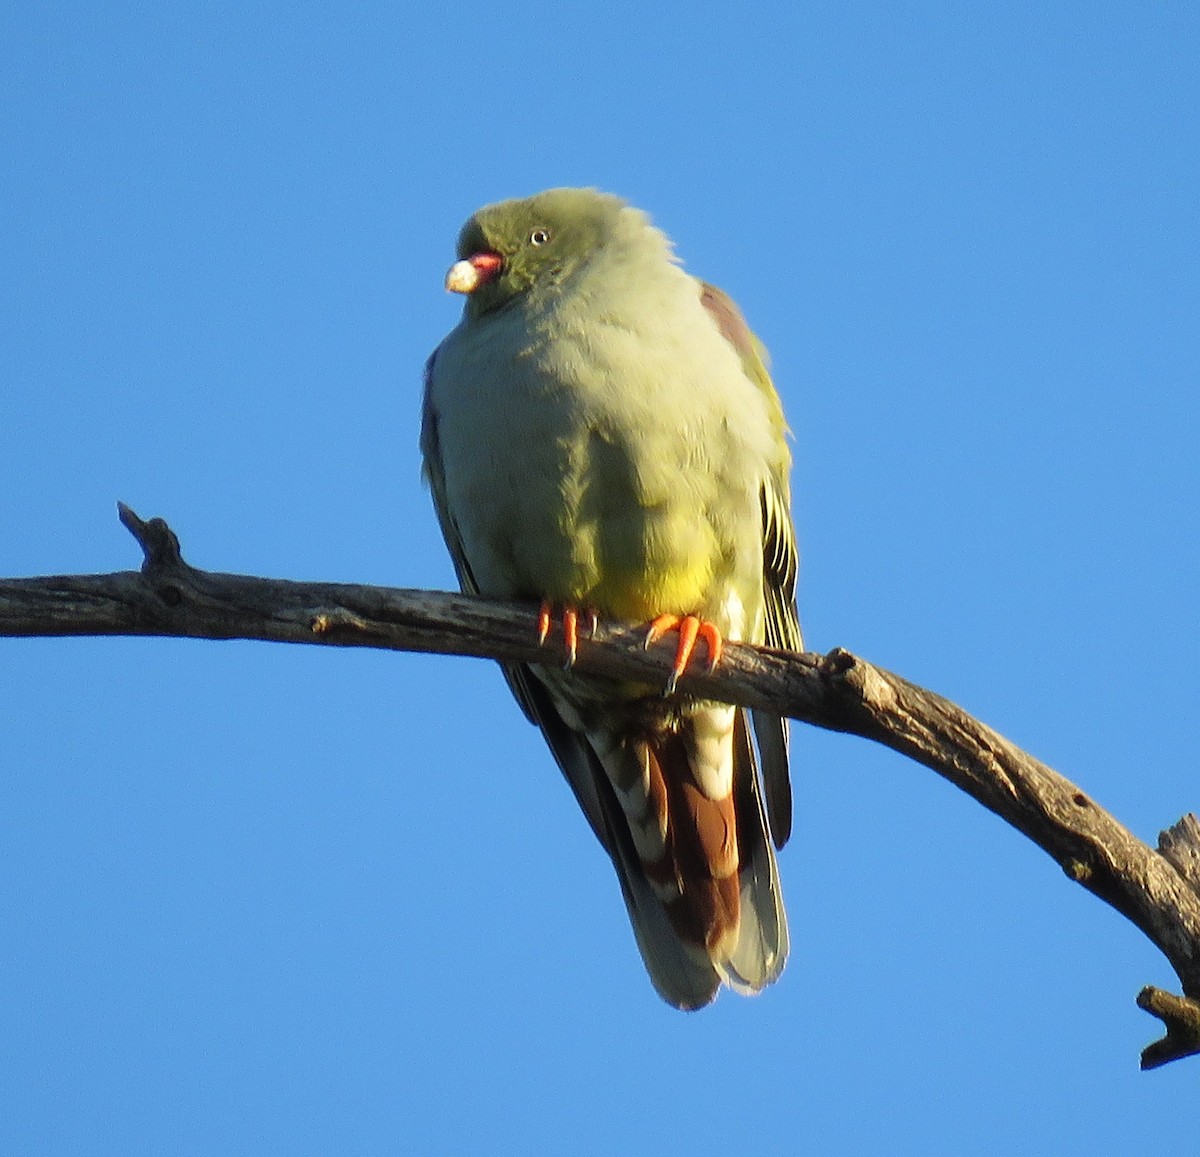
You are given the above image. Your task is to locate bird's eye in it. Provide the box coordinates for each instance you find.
[529,228,551,246]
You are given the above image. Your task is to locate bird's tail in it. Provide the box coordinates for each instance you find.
[594,703,788,1007]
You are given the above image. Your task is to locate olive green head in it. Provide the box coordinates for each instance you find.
[445,187,630,315]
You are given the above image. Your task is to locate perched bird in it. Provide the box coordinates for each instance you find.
[421,188,802,1008]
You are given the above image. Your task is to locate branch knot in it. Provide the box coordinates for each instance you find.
[118,502,186,574]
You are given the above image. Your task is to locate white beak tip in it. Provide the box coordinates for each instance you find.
[445,260,481,294]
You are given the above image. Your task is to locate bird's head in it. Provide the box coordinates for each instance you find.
[445,188,628,315]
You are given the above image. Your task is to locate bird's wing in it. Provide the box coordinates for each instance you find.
[724,707,790,992]
[421,348,614,851]
[420,350,483,600]
[698,282,802,848]
[754,468,802,847]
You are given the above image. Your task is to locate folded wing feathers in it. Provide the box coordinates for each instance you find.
[756,476,803,849]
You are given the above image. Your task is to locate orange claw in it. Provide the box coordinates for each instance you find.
[537,601,595,668]
[562,606,578,666]
[645,613,724,694]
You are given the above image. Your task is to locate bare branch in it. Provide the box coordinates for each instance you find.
[1138,986,1200,1069]
[2,505,1198,1067]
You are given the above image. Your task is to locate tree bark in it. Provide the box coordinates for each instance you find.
[2,504,1198,1069]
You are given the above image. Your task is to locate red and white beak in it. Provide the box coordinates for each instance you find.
[445,251,503,294]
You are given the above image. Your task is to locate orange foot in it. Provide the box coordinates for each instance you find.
[644,614,724,695]
[537,601,599,668]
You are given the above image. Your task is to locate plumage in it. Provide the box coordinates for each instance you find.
[421,187,803,1007]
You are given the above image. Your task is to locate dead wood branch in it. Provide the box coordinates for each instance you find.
[2,504,1198,1068]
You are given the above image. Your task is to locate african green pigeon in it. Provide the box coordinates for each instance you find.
[421,188,802,1008]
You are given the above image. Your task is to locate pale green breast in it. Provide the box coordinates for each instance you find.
[430,259,781,641]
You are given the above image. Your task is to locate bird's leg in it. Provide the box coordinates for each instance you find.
[644,614,724,695]
[537,601,597,668]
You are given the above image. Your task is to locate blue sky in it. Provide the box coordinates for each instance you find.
[2,3,1197,1153]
